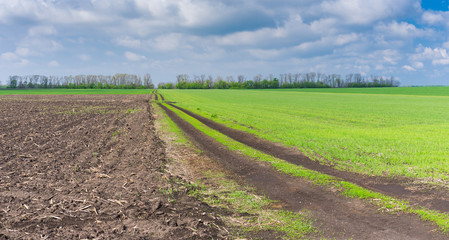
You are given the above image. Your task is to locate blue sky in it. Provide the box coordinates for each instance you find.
[1,0,449,86]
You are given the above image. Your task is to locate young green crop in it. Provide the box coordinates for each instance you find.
[159,88,449,181]
[161,102,449,232]
[263,86,449,96]
[153,102,317,239]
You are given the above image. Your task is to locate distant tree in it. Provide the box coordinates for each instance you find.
[8,76,18,88]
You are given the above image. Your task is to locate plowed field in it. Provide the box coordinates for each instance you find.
[0,95,226,239]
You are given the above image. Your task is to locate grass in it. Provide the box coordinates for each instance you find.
[0,88,152,95]
[263,86,449,96]
[153,101,317,239]
[161,102,449,233]
[159,88,449,181]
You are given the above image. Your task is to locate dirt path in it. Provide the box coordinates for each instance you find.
[0,95,227,239]
[168,103,449,213]
[159,103,447,239]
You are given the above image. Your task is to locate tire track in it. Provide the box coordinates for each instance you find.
[158,102,447,240]
[166,102,449,214]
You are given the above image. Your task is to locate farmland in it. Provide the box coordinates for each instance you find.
[2,88,449,239]
[0,94,227,239]
[0,88,152,95]
[159,87,449,181]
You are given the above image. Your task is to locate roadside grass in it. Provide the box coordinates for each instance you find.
[162,102,449,233]
[0,89,152,95]
[152,101,317,239]
[159,89,449,182]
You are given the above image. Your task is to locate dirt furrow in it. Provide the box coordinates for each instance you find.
[0,95,227,239]
[159,103,447,240]
[167,103,449,213]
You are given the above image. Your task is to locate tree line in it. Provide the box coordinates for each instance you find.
[158,73,399,89]
[7,73,154,89]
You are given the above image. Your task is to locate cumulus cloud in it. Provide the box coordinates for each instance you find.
[321,0,416,25]
[1,0,449,85]
[151,33,186,51]
[422,11,447,25]
[78,54,91,61]
[403,65,416,71]
[115,37,142,49]
[28,25,57,36]
[410,45,449,65]
[48,60,59,67]
[0,52,19,61]
[124,51,146,61]
[375,21,433,38]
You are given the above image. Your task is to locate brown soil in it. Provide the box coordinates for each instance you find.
[0,95,227,239]
[159,103,448,239]
[168,103,449,214]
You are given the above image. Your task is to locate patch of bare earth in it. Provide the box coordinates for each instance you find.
[0,95,227,239]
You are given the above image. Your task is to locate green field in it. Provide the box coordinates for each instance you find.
[264,86,449,96]
[0,89,152,95]
[160,87,449,181]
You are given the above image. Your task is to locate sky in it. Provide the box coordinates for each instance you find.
[1,0,449,86]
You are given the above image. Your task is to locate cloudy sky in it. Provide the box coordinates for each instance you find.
[1,0,449,86]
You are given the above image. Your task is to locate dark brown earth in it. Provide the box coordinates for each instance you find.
[168,103,449,214]
[159,103,448,240]
[0,95,227,239]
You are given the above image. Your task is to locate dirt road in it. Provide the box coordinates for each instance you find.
[168,103,449,214]
[160,102,447,239]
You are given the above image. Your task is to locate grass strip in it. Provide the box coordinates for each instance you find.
[153,102,317,239]
[162,102,449,233]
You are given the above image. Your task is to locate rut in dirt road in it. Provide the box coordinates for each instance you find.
[166,102,449,214]
[159,103,447,240]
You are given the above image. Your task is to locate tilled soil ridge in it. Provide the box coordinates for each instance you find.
[0,95,227,239]
[160,103,447,240]
[168,103,449,213]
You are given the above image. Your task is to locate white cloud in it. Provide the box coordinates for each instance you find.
[246,49,282,59]
[19,38,63,53]
[150,33,184,51]
[124,51,146,61]
[28,25,57,36]
[403,65,416,71]
[410,45,449,65]
[0,50,30,67]
[0,52,18,61]
[16,47,32,57]
[78,54,91,61]
[376,21,433,38]
[321,0,415,25]
[294,33,359,52]
[413,61,424,69]
[216,15,312,47]
[422,11,447,25]
[48,60,59,67]
[115,37,142,48]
